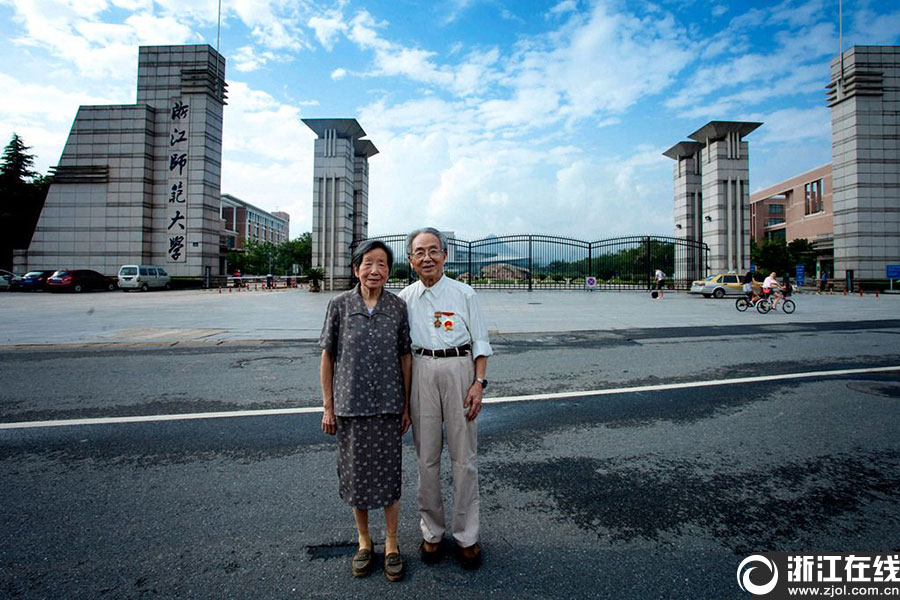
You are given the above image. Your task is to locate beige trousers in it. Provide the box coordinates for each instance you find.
[410,354,479,547]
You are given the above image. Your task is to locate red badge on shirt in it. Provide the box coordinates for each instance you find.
[434,311,454,330]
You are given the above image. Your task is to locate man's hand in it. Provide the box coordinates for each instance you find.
[464,382,483,421]
[321,407,336,435]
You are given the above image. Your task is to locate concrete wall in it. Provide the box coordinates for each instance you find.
[17,45,227,278]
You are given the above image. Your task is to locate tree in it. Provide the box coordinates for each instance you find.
[226,233,313,276]
[275,232,311,274]
[0,133,37,190]
[0,134,50,269]
[787,238,817,275]
[753,239,792,275]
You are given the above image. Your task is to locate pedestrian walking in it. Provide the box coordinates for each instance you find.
[654,268,666,299]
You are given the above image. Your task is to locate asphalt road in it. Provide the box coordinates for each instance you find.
[2,320,900,599]
[2,320,900,422]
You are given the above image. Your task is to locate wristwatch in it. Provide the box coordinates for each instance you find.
[475,378,488,390]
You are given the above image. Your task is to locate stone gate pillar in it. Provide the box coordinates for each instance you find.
[302,119,378,291]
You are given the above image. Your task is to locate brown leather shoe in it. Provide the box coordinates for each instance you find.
[383,552,405,582]
[419,540,442,564]
[456,542,482,570]
[351,548,374,577]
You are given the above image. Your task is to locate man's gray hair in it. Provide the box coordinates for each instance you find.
[406,227,448,255]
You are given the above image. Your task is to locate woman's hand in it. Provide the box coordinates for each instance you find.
[401,409,412,435]
[321,407,336,435]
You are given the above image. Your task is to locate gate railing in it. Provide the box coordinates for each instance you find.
[357,234,709,291]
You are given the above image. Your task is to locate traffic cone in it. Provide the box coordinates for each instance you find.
[875,288,880,298]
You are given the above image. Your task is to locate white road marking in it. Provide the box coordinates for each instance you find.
[1,365,898,431]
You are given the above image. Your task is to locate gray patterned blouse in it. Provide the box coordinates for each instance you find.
[319,285,412,417]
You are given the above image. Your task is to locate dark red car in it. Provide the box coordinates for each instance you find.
[47,269,117,293]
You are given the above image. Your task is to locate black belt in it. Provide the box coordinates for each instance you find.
[415,344,471,358]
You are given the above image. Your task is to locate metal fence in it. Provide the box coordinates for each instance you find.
[361,234,709,291]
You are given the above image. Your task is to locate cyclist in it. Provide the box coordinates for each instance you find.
[762,271,781,309]
[742,270,757,302]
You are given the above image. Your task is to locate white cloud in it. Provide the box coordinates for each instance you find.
[220,80,317,237]
[3,1,195,80]
[308,8,347,51]
[547,0,578,18]
[330,68,346,80]
[231,45,282,72]
[0,71,131,172]
[746,106,831,145]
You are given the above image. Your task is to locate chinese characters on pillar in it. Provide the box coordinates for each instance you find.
[167,99,189,263]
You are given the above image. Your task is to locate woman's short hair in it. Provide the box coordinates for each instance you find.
[405,227,448,255]
[352,239,394,272]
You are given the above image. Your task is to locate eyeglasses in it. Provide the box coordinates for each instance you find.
[409,248,444,261]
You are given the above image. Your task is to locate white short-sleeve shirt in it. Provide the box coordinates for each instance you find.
[398,275,493,358]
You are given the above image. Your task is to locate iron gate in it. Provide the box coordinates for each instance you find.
[358,234,708,291]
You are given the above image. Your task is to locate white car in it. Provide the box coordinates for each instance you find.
[117,265,172,291]
[0,269,21,291]
[689,273,745,299]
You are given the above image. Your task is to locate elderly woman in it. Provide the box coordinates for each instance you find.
[319,239,412,582]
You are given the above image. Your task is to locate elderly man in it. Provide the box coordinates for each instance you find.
[398,227,492,570]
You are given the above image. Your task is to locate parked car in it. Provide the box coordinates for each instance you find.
[690,273,744,298]
[117,265,172,291]
[0,269,21,291]
[47,269,117,292]
[14,270,57,291]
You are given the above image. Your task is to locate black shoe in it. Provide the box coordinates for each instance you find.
[456,542,482,570]
[419,540,442,564]
[384,552,405,582]
[351,548,374,577]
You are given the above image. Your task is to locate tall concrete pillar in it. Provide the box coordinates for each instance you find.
[688,121,761,274]
[827,46,900,283]
[663,141,704,281]
[302,119,378,291]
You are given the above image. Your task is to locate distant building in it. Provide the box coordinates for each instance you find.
[750,164,834,276]
[220,193,289,251]
[16,45,228,278]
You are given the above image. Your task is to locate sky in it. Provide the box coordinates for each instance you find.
[1,0,898,241]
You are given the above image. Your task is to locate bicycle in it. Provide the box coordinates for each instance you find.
[735,294,764,312]
[755,292,795,314]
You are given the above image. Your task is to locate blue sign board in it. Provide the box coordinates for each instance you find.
[795,264,805,286]
[887,265,900,279]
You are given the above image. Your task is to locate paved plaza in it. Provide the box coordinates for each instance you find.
[1,287,898,347]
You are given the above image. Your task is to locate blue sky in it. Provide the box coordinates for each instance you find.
[1,0,898,240]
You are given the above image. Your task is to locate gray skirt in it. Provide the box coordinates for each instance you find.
[335,414,402,510]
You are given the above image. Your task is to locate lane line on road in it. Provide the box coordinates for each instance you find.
[2,365,899,431]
